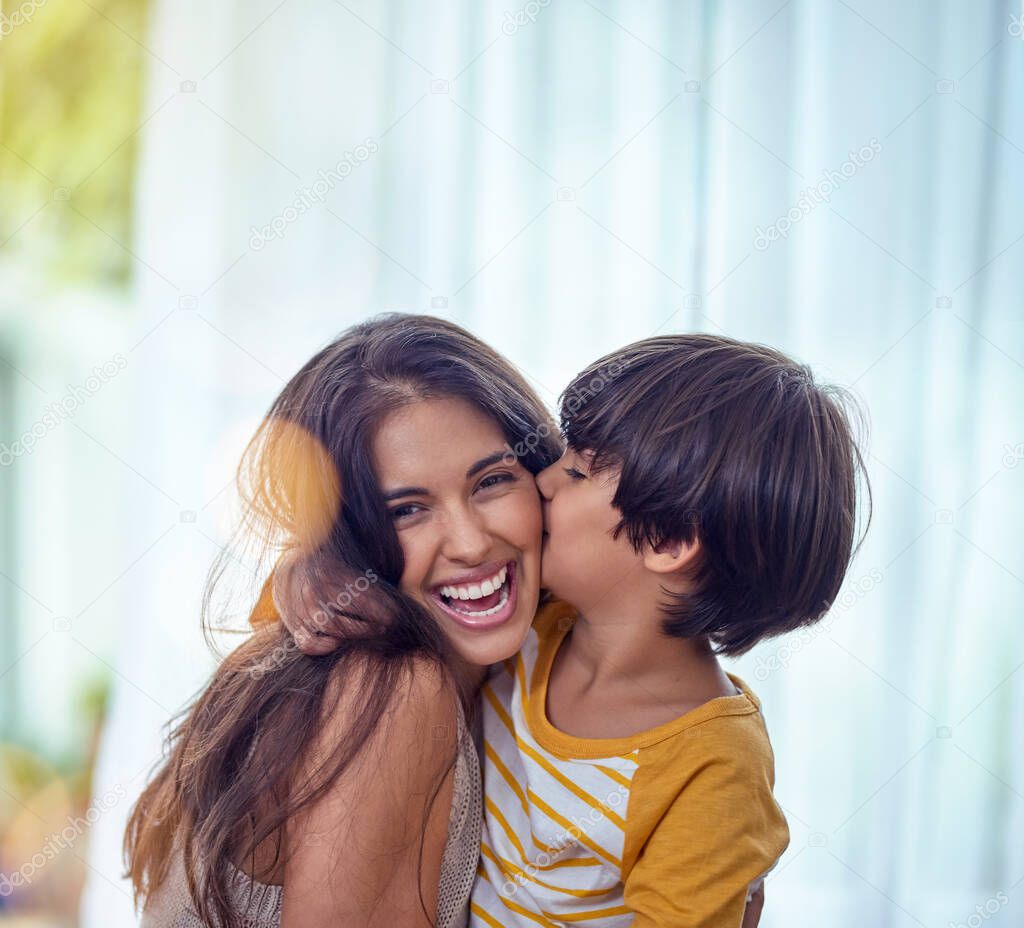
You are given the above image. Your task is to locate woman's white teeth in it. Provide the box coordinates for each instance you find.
[440,565,508,602]
[447,583,509,617]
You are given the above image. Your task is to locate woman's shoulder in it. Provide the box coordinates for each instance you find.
[315,653,462,770]
[324,653,459,717]
[282,654,464,923]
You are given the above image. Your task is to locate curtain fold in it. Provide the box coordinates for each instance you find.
[82,2,1023,925]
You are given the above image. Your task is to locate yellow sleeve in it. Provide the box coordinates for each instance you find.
[623,720,790,928]
[249,569,279,627]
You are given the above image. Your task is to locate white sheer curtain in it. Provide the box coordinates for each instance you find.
[82,1,1024,925]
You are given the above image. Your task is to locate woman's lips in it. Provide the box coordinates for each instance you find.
[429,560,519,630]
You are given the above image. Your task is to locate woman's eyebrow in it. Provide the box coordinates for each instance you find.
[382,451,510,501]
[382,486,428,502]
[466,450,510,478]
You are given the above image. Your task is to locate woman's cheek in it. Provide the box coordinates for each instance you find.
[396,526,433,593]
[507,488,543,546]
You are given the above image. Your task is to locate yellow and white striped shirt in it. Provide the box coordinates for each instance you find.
[469,599,789,928]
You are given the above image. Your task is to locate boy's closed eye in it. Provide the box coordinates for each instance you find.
[563,466,586,481]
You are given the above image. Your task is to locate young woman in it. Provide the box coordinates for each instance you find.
[124,314,563,927]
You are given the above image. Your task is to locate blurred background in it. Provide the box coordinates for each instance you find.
[1,0,1022,925]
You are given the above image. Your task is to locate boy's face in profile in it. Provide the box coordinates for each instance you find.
[535,448,645,616]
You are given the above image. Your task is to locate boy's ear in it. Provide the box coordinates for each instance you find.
[642,537,701,575]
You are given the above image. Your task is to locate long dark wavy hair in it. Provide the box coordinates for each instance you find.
[123,314,562,927]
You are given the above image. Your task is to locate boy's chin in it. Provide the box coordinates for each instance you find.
[538,572,569,605]
[540,557,568,596]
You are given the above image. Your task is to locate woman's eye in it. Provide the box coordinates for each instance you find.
[564,466,586,481]
[478,472,515,491]
[390,504,423,520]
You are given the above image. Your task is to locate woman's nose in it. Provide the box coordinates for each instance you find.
[442,506,492,563]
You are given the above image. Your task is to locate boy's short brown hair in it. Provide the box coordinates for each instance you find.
[560,334,871,656]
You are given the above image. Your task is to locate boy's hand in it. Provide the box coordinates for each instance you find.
[272,551,377,655]
[741,883,765,928]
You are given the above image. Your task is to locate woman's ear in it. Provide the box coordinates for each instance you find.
[642,536,701,575]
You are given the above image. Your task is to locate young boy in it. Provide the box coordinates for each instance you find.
[469,334,867,927]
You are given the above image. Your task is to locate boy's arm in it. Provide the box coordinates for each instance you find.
[260,552,390,655]
[742,883,766,928]
[623,747,788,928]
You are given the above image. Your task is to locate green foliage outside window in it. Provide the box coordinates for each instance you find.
[0,0,149,287]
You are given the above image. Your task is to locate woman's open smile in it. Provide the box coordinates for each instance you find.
[429,558,519,629]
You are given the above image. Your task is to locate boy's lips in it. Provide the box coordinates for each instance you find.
[428,560,519,630]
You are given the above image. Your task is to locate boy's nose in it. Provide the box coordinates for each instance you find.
[535,461,556,500]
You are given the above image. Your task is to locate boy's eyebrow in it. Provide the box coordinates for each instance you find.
[382,451,510,501]
[568,446,597,470]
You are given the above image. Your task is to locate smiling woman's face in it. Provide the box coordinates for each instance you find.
[372,396,543,672]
